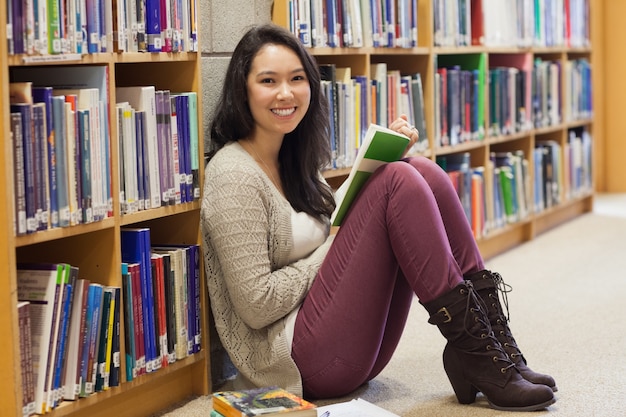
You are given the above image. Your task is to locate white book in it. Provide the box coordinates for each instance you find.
[63,101,78,226]
[317,398,399,416]
[62,278,88,400]
[17,263,66,414]
[116,86,162,210]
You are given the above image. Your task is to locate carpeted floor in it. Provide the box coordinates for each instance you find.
[155,193,626,417]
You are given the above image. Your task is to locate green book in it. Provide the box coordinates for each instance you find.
[331,124,410,226]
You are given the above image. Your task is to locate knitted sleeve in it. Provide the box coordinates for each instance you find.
[203,147,331,330]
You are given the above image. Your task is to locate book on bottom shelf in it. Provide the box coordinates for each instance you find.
[212,386,316,417]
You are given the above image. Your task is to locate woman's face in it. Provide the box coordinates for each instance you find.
[246,43,311,140]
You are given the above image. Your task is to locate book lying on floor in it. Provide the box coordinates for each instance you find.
[330,124,411,226]
[316,398,400,416]
[212,386,317,416]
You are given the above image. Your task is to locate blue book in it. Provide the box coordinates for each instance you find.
[174,95,189,202]
[326,0,339,47]
[52,280,73,407]
[31,104,48,231]
[51,95,70,227]
[85,0,101,53]
[79,284,97,397]
[145,0,162,52]
[187,244,201,353]
[32,87,57,228]
[121,228,157,373]
[182,92,200,200]
[88,284,104,395]
[177,94,193,202]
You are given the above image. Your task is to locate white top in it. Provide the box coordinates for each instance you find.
[285,207,327,350]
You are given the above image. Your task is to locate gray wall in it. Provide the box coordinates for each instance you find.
[198,0,275,153]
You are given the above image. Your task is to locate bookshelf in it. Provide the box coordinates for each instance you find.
[0,3,209,417]
[273,0,599,260]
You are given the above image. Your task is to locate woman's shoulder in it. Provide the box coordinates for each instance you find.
[209,142,247,166]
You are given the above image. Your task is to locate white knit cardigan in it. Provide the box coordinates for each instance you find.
[201,142,334,397]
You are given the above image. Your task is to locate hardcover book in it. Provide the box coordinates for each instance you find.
[330,123,410,226]
[212,386,316,417]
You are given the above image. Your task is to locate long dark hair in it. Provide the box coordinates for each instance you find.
[209,23,335,220]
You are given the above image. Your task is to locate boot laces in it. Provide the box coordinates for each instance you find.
[490,272,524,359]
[491,271,512,322]
[464,282,515,372]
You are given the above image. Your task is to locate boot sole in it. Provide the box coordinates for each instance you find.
[488,396,557,412]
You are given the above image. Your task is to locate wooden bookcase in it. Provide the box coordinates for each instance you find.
[0,4,210,417]
[273,0,599,260]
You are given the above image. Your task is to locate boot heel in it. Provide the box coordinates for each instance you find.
[443,345,478,404]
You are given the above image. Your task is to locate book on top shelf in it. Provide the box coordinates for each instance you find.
[212,386,316,417]
[330,123,410,227]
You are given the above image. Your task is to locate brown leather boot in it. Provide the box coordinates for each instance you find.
[421,281,555,411]
[466,270,558,392]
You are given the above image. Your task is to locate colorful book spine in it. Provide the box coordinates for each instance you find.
[146,0,162,51]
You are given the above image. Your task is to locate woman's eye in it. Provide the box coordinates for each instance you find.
[260,78,275,84]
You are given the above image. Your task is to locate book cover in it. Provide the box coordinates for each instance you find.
[330,124,410,226]
[212,386,316,417]
[129,262,147,375]
[10,111,27,235]
[32,103,49,231]
[109,286,122,387]
[121,263,136,381]
[10,103,38,234]
[62,278,89,401]
[32,86,58,229]
[18,301,37,417]
[151,253,169,368]
[94,288,112,392]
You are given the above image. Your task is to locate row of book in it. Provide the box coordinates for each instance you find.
[9,66,113,235]
[433,56,593,149]
[320,62,428,170]
[285,0,418,48]
[6,0,199,55]
[116,87,200,215]
[436,0,590,48]
[436,127,592,239]
[16,232,201,415]
[17,263,122,415]
[120,228,202,380]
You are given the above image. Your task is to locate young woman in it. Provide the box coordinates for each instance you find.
[201,23,556,412]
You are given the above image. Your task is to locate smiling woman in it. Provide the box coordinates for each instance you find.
[201,23,556,413]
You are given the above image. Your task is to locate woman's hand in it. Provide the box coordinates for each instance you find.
[389,114,419,157]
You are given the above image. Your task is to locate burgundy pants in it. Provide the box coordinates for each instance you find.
[291,156,484,399]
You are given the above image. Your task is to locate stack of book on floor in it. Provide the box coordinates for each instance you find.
[210,386,316,416]
[210,385,400,416]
